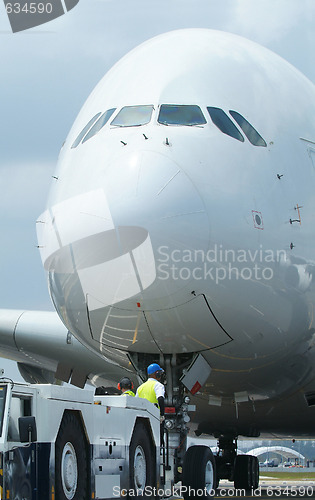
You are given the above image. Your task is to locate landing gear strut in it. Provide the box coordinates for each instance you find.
[215,436,237,485]
[130,353,260,493]
[129,353,196,490]
[160,355,193,489]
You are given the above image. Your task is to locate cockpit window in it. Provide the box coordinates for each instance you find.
[229,111,267,147]
[158,105,206,126]
[207,107,244,142]
[71,113,102,149]
[82,108,116,144]
[110,105,154,127]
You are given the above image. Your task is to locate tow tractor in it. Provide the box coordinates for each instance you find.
[0,374,259,499]
[0,380,198,500]
[0,381,162,499]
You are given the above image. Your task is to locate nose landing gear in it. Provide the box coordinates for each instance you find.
[182,434,260,494]
[131,352,259,494]
[214,435,259,491]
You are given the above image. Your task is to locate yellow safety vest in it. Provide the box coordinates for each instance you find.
[137,379,158,405]
[123,390,135,397]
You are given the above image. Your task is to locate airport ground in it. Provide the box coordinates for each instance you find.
[166,471,315,499]
[216,471,315,499]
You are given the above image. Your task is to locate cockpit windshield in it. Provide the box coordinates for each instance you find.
[0,386,7,437]
[207,107,244,142]
[229,111,267,147]
[82,108,116,143]
[110,105,154,127]
[158,105,206,126]
[71,113,101,149]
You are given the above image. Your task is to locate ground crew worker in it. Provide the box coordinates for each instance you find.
[136,363,165,440]
[117,377,135,396]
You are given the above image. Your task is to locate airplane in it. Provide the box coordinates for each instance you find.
[1,28,315,492]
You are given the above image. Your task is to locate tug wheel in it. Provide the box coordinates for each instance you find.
[55,412,88,500]
[182,445,216,498]
[129,421,155,498]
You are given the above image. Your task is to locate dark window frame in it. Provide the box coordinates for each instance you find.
[229,110,267,147]
[207,107,245,142]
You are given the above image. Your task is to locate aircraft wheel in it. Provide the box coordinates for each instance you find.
[234,455,258,490]
[182,445,216,498]
[234,455,251,490]
[129,422,155,498]
[55,412,88,500]
[251,455,259,490]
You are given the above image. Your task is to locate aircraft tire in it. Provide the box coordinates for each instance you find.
[182,445,216,498]
[55,412,88,500]
[251,455,259,490]
[129,421,155,498]
[234,454,258,491]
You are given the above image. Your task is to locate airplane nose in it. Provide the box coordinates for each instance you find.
[105,150,210,266]
[37,150,210,330]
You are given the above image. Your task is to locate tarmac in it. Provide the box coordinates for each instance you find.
[214,478,315,498]
[167,478,315,499]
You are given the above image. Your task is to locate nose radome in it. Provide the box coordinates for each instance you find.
[105,150,210,256]
[37,150,210,315]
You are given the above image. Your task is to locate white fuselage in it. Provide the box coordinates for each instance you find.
[37,30,315,429]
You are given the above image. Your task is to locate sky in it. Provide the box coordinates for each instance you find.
[0,0,314,379]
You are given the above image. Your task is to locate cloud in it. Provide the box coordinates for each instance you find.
[226,0,312,45]
[0,162,54,310]
[0,162,54,217]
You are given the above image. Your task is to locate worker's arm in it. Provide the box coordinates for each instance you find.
[158,396,165,416]
[154,381,165,422]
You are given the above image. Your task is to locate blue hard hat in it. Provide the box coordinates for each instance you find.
[147,363,164,375]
